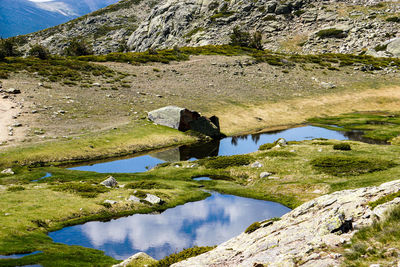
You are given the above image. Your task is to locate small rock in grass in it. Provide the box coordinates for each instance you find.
[1,168,14,175]
[260,172,272,178]
[276,138,287,146]
[145,194,161,204]
[128,195,141,203]
[251,161,263,168]
[104,200,117,205]
[100,176,118,187]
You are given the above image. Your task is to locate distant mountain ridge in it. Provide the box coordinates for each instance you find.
[0,0,118,38]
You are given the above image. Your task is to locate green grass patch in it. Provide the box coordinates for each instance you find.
[311,155,396,176]
[262,150,296,157]
[125,181,173,189]
[244,221,261,234]
[198,155,254,169]
[308,112,400,142]
[259,143,275,150]
[369,191,400,209]
[53,182,109,198]
[7,185,25,192]
[333,143,351,151]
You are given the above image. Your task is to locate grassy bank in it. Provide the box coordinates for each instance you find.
[0,120,196,168]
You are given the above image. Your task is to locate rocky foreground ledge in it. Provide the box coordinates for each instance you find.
[172,180,400,267]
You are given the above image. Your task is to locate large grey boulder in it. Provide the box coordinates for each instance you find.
[148,106,221,138]
[100,176,118,187]
[386,38,400,57]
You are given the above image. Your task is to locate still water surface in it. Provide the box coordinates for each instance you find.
[49,193,291,260]
[69,125,353,173]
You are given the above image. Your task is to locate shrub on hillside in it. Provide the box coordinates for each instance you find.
[230,26,263,50]
[29,44,50,60]
[245,222,261,234]
[0,38,20,57]
[64,39,93,56]
[386,16,400,22]
[333,143,351,151]
[316,28,347,39]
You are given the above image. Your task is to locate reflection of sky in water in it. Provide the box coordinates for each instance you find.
[219,125,347,156]
[68,155,164,173]
[69,126,348,173]
[49,193,291,260]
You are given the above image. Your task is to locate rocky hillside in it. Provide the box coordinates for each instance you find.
[20,0,400,56]
[172,179,400,266]
[19,0,160,54]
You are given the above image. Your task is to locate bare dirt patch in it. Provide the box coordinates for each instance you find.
[1,55,400,148]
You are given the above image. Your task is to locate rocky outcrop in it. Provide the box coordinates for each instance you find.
[19,0,400,56]
[127,0,400,56]
[173,179,400,266]
[148,106,221,138]
[112,252,156,267]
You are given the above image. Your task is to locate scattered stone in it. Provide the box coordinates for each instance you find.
[92,83,101,87]
[128,195,141,203]
[250,161,263,168]
[6,88,21,94]
[1,168,14,175]
[144,193,162,204]
[313,189,323,194]
[4,213,11,216]
[260,172,272,178]
[12,122,22,127]
[100,176,118,187]
[104,200,117,205]
[276,138,287,146]
[32,110,38,114]
[321,82,336,89]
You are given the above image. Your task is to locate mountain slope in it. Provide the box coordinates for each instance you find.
[0,0,118,38]
[20,0,400,56]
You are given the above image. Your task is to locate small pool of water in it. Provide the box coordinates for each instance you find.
[192,177,212,181]
[0,251,42,259]
[69,125,356,173]
[48,193,290,260]
[31,173,52,182]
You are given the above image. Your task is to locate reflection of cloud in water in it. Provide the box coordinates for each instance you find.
[51,193,290,260]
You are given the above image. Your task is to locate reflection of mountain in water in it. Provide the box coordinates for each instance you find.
[151,141,220,162]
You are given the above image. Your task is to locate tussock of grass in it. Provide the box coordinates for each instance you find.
[53,182,109,198]
[369,191,400,209]
[244,222,261,234]
[316,28,347,38]
[7,185,25,192]
[150,246,215,267]
[311,155,396,176]
[259,143,275,150]
[198,155,254,169]
[262,151,296,157]
[125,181,173,189]
[333,143,351,151]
